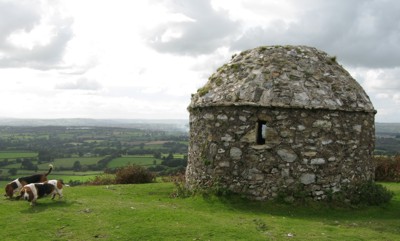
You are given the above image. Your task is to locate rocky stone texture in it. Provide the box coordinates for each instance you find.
[186,45,376,201]
[189,45,375,113]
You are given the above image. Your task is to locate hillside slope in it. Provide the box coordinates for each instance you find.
[1,182,400,240]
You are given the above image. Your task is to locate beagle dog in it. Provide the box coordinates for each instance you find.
[19,183,55,206]
[45,179,68,199]
[4,164,53,199]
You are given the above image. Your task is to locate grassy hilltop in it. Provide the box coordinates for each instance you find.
[1,182,400,241]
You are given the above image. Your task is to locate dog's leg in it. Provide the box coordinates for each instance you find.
[58,189,63,199]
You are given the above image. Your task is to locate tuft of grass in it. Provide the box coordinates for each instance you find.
[197,85,211,97]
[327,55,337,65]
[230,63,241,72]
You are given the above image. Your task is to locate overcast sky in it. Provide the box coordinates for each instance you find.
[0,0,399,122]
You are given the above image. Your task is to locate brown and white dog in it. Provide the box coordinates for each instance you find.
[45,179,68,199]
[19,183,56,206]
[4,164,53,198]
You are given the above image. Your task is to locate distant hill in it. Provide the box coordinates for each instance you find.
[0,118,189,132]
[0,119,398,136]
[375,123,400,155]
[0,118,398,155]
[376,123,400,135]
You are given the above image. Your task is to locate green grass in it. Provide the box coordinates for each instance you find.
[2,163,21,169]
[50,174,99,183]
[0,151,37,159]
[0,171,101,187]
[107,155,162,168]
[2,156,104,171]
[0,183,400,240]
[37,157,104,169]
[161,153,185,159]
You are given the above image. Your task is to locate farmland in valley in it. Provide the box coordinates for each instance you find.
[0,120,188,185]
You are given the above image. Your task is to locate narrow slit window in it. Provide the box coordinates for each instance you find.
[256,121,267,144]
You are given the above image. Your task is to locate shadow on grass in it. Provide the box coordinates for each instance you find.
[213,193,400,220]
[19,199,78,214]
[202,191,400,237]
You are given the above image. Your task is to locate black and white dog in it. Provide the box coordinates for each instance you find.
[4,164,53,198]
[45,179,68,199]
[18,183,56,206]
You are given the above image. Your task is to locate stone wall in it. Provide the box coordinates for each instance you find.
[186,106,375,201]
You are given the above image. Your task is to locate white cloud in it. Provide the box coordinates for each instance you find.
[0,0,73,69]
[55,78,102,90]
[229,0,400,68]
[6,23,54,50]
[144,0,240,55]
[0,0,399,122]
[348,67,400,122]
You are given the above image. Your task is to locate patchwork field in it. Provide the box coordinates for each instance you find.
[0,151,37,159]
[107,155,162,168]
[0,151,180,185]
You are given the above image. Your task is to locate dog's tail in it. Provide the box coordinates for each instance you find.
[45,164,53,176]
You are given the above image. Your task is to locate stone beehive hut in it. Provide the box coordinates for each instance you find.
[186,45,376,201]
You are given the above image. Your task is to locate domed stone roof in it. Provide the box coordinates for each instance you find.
[189,45,375,113]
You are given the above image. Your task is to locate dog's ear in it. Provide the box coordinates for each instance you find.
[56,180,63,189]
[5,184,13,198]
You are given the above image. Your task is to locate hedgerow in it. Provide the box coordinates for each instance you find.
[88,165,155,185]
[375,155,400,182]
[115,164,155,184]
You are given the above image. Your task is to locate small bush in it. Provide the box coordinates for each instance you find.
[115,165,155,184]
[328,181,394,206]
[375,155,400,182]
[350,181,394,206]
[88,174,116,185]
[169,173,193,198]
